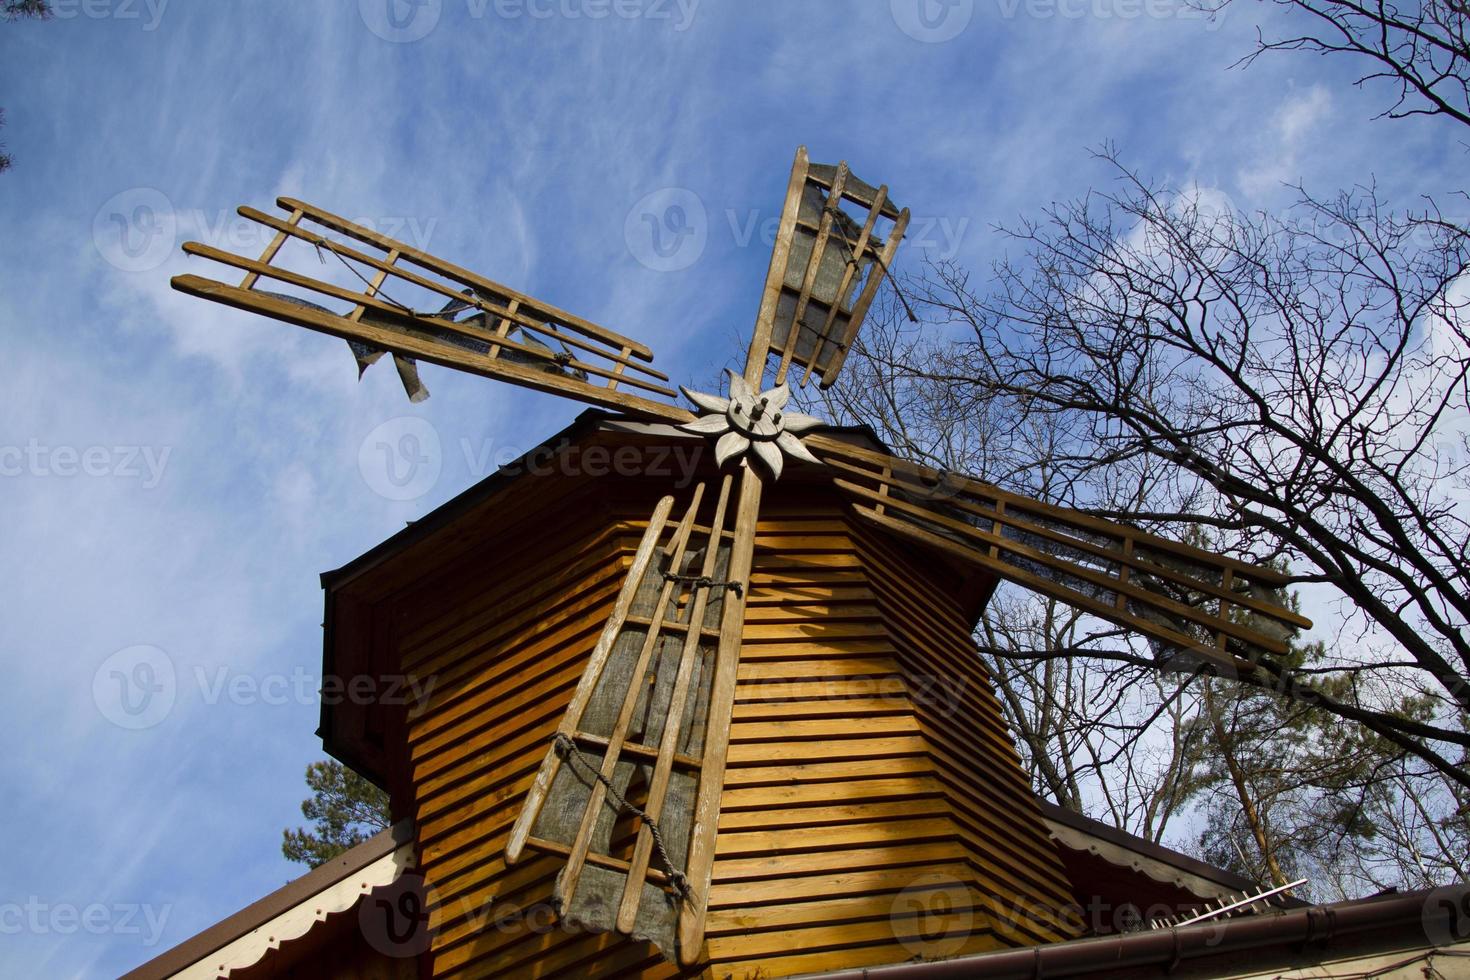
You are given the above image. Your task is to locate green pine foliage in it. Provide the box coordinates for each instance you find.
[281,760,391,869]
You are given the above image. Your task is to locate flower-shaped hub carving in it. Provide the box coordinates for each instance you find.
[678,371,824,480]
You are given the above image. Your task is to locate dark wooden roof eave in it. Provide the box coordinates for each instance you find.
[118,822,413,980]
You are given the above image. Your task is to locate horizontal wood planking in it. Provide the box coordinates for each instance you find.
[362,479,1084,977]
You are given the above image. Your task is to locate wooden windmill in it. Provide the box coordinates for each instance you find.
[170,147,1310,977]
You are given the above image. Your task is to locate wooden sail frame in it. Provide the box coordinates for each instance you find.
[505,468,759,965]
[806,434,1312,673]
[170,198,692,423]
[748,147,912,390]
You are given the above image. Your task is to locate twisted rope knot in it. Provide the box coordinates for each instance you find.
[661,571,744,598]
[552,733,692,901]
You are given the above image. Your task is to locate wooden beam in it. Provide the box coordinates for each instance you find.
[744,146,810,388]
[234,207,671,382]
[504,493,680,866]
[277,197,654,358]
[171,274,693,424]
[679,464,763,964]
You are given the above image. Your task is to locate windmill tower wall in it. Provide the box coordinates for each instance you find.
[321,421,1083,979]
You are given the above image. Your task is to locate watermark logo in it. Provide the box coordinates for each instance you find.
[92,658,437,727]
[990,0,1224,26]
[0,441,171,488]
[51,0,170,31]
[726,207,970,262]
[1156,642,1240,687]
[360,870,439,957]
[461,435,705,488]
[359,0,443,42]
[469,0,700,29]
[0,898,171,945]
[625,187,707,272]
[890,873,974,958]
[359,416,442,501]
[1422,885,1470,946]
[93,645,177,730]
[891,0,974,42]
[93,188,176,273]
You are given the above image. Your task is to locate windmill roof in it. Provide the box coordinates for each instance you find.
[119,822,415,980]
[318,409,889,592]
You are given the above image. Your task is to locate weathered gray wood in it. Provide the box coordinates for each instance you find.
[505,495,677,866]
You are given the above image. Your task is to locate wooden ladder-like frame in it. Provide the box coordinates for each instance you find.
[751,147,913,390]
[170,197,689,423]
[506,471,753,964]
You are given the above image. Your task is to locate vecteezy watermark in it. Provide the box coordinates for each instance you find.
[50,0,170,31]
[625,189,970,271]
[891,0,975,42]
[469,0,700,29]
[360,871,440,957]
[1422,884,1470,946]
[92,186,439,274]
[992,0,1224,26]
[93,188,178,273]
[368,888,559,952]
[359,0,698,41]
[192,666,438,716]
[625,187,708,273]
[0,898,172,946]
[726,207,971,262]
[359,0,443,42]
[92,645,438,730]
[93,645,177,731]
[890,874,975,958]
[462,436,705,488]
[0,440,171,488]
[360,417,443,502]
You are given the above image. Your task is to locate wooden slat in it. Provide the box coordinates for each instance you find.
[802,182,887,387]
[676,465,766,964]
[775,161,848,386]
[180,243,679,399]
[277,196,654,357]
[347,247,401,323]
[171,274,692,423]
[238,205,302,290]
[820,206,910,384]
[504,494,679,865]
[236,206,671,382]
[618,473,736,931]
[744,147,810,382]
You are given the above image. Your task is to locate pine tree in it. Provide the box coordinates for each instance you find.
[282,760,391,869]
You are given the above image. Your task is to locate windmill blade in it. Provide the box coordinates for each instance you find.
[746,147,911,391]
[171,198,691,423]
[505,467,760,966]
[807,434,1312,674]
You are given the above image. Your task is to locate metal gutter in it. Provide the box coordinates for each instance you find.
[802,884,1469,980]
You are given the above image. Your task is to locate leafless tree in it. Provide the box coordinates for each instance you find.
[899,158,1469,786]
[817,0,1470,891]
[1204,0,1470,130]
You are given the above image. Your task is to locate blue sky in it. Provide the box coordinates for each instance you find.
[0,2,1463,977]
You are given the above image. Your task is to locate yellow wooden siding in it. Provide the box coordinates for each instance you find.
[391,487,1078,979]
